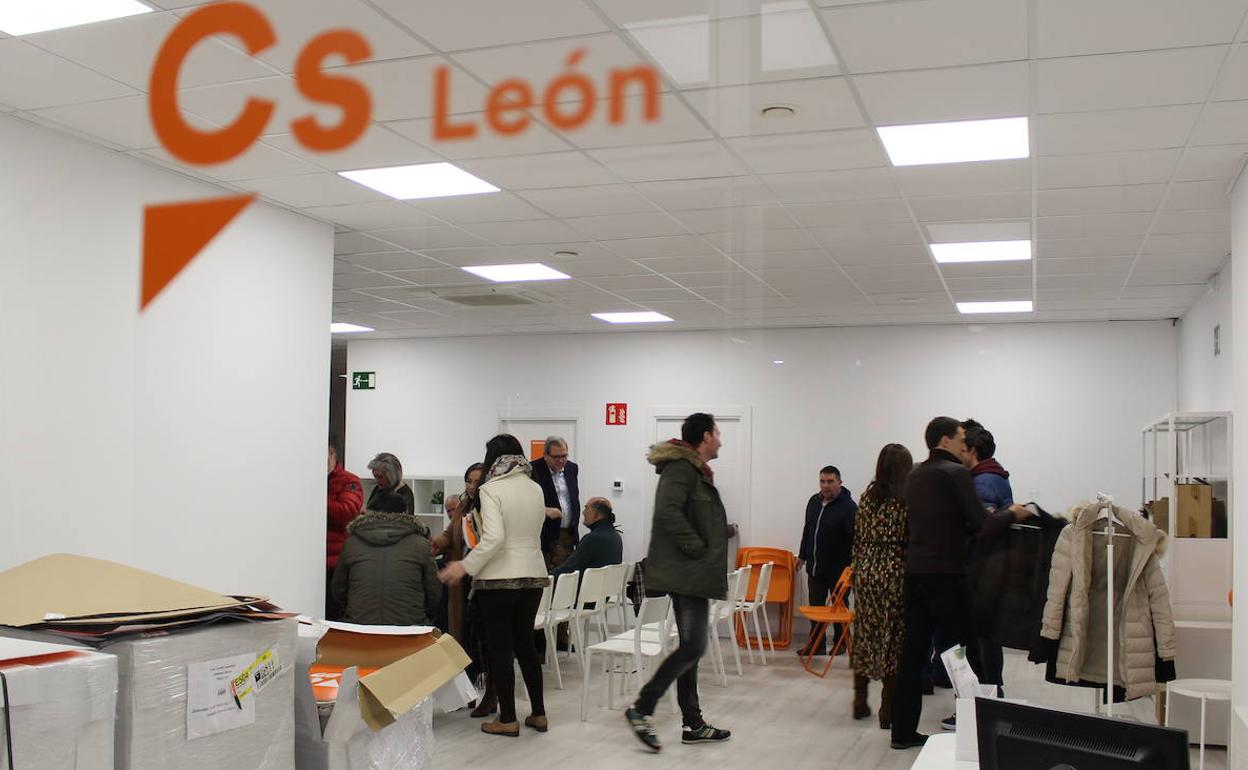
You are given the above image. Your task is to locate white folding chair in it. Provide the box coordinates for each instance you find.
[571,566,612,666]
[707,568,745,686]
[729,564,755,665]
[539,571,579,688]
[581,595,671,721]
[735,562,774,664]
[602,562,634,632]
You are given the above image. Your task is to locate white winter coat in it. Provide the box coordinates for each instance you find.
[1040,503,1176,700]
[461,467,548,582]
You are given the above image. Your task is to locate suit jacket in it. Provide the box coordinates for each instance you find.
[530,458,581,553]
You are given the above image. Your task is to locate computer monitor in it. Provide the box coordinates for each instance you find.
[976,698,1190,770]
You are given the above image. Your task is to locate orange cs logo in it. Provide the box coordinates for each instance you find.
[142,1,371,310]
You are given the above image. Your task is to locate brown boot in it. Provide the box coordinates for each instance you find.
[879,675,895,731]
[481,720,519,737]
[524,714,549,733]
[853,673,871,720]
[470,683,497,718]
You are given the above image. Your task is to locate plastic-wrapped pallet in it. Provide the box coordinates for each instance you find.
[344,698,434,770]
[0,647,117,770]
[105,618,296,770]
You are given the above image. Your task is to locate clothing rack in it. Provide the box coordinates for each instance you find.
[1091,492,1130,717]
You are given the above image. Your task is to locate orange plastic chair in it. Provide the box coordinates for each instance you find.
[735,547,797,650]
[797,566,854,678]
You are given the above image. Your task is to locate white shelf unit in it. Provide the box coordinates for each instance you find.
[357,474,466,535]
[1141,411,1233,623]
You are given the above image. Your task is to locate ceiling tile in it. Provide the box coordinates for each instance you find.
[946,275,1033,294]
[787,198,913,227]
[1127,269,1218,286]
[855,62,1028,125]
[894,159,1030,197]
[632,176,777,209]
[939,260,1033,279]
[516,185,657,218]
[1035,149,1180,188]
[1173,144,1248,181]
[587,274,682,292]
[1213,44,1248,101]
[365,226,491,251]
[30,95,165,149]
[1035,0,1244,57]
[1037,185,1167,216]
[245,0,428,72]
[263,124,441,171]
[342,252,447,271]
[462,219,586,244]
[452,33,649,97]
[23,12,273,91]
[588,141,750,182]
[1034,105,1201,155]
[821,0,1027,74]
[672,206,798,233]
[1037,273,1128,290]
[1036,47,1225,114]
[562,93,712,149]
[241,172,388,208]
[844,263,939,283]
[410,192,552,224]
[593,0,771,27]
[683,77,863,137]
[808,223,923,248]
[1151,208,1231,234]
[1037,213,1154,238]
[1133,251,1228,270]
[331,272,415,290]
[637,254,740,273]
[334,232,395,255]
[1037,236,1143,258]
[1163,180,1230,210]
[566,212,687,240]
[606,234,722,258]
[180,76,317,137]
[349,59,488,122]
[727,129,886,174]
[739,249,840,271]
[386,114,570,160]
[908,192,1031,222]
[703,228,818,253]
[1038,256,1136,274]
[827,244,930,266]
[458,152,619,189]
[144,141,321,181]
[1141,232,1231,253]
[1191,100,1248,146]
[0,39,136,110]
[761,167,900,203]
[925,221,1030,241]
[559,258,658,278]
[369,0,609,51]
[303,201,447,230]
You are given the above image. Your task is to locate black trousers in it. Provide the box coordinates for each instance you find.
[476,588,545,723]
[636,594,707,728]
[891,573,982,741]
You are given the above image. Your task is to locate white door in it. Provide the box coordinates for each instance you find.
[649,413,750,571]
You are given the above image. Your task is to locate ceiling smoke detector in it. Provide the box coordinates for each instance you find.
[760,104,798,119]
[898,297,922,305]
[552,250,579,259]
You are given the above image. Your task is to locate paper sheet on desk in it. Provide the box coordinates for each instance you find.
[940,644,983,698]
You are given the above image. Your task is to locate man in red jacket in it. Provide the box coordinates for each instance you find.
[327,437,363,619]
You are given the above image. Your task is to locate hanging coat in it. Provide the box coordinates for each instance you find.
[1037,502,1177,701]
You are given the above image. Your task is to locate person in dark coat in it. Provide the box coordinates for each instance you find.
[552,497,623,577]
[331,491,439,626]
[890,417,1028,751]
[529,437,581,568]
[366,452,415,515]
[796,465,857,656]
[625,413,734,753]
[326,436,363,620]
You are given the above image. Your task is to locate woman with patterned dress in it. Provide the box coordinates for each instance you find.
[851,443,914,729]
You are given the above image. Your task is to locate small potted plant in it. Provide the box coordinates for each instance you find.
[430,490,444,514]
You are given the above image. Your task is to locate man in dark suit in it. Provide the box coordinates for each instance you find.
[529,436,581,569]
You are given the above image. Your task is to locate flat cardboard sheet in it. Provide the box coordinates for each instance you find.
[357,635,471,730]
[0,554,260,628]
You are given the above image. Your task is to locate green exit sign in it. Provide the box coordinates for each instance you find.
[352,372,376,390]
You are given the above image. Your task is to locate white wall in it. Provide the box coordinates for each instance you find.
[0,113,332,615]
[346,321,1177,563]
[1231,174,1248,766]
[1178,261,1232,412]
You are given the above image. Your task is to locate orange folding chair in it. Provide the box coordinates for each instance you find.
[796,566,854,678]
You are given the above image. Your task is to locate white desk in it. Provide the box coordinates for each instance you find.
[910,734,978,769]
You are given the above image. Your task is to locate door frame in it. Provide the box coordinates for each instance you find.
[497,407,587,463]
[643,405,752,556]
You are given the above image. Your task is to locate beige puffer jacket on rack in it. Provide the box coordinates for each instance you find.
[1040,502,1176,700]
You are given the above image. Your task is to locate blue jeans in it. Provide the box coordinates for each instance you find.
[635,594,707,728]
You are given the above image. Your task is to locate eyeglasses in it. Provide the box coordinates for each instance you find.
[547,454,568,461]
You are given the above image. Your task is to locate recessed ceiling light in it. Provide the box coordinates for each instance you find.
[339,162,499,200]
[592,312,675,324]
[462,263,571,282]
[772,360,785,364]
[0,0,152,35]
[760,104,798,119]
[331,322,374,333]
[930,240,1032,264]
[877,117,1029,167]
[956,301,1034,315]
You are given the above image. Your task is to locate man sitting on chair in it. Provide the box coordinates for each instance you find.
[552,498,623,578]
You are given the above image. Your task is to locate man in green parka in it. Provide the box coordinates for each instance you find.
[624,412,734,753]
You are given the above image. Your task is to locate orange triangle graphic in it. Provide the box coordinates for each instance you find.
[141,194,255,310]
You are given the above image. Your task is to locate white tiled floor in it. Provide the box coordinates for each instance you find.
[431,642,1225,769]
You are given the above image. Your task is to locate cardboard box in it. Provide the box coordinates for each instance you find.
[1145,484,1221,538]
[295,621,473,770]
[0,639,117,770]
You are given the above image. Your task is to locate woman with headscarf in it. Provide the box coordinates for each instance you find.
[440,435,549,738]
[366,452,414,515]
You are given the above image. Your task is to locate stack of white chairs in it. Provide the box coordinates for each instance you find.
[580,595,672,720]
[733,561,775,665]
[602,562,635,632]
[570,566,616,666]
[706,567,748,686]
[535,571,579,689]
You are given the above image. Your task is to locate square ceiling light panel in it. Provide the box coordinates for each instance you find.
[340,162,499,200]
[462,263,571,282]
[878,117,1029,167]
[930,240,1032,264]
[760,2,837,73]
[592,311,675,324]
[626,15,711,86]
[956,300,1034,314]
[0,0,152,35]
[330,322,375,333]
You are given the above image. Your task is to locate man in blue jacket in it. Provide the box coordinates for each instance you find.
[796,465,856,656]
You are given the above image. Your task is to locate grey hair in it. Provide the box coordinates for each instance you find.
[544,436,568,454]
[367,452,403,487]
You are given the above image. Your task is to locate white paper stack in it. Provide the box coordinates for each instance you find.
[0,640,117,770]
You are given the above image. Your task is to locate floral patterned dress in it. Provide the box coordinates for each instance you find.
[850,487,908,680]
